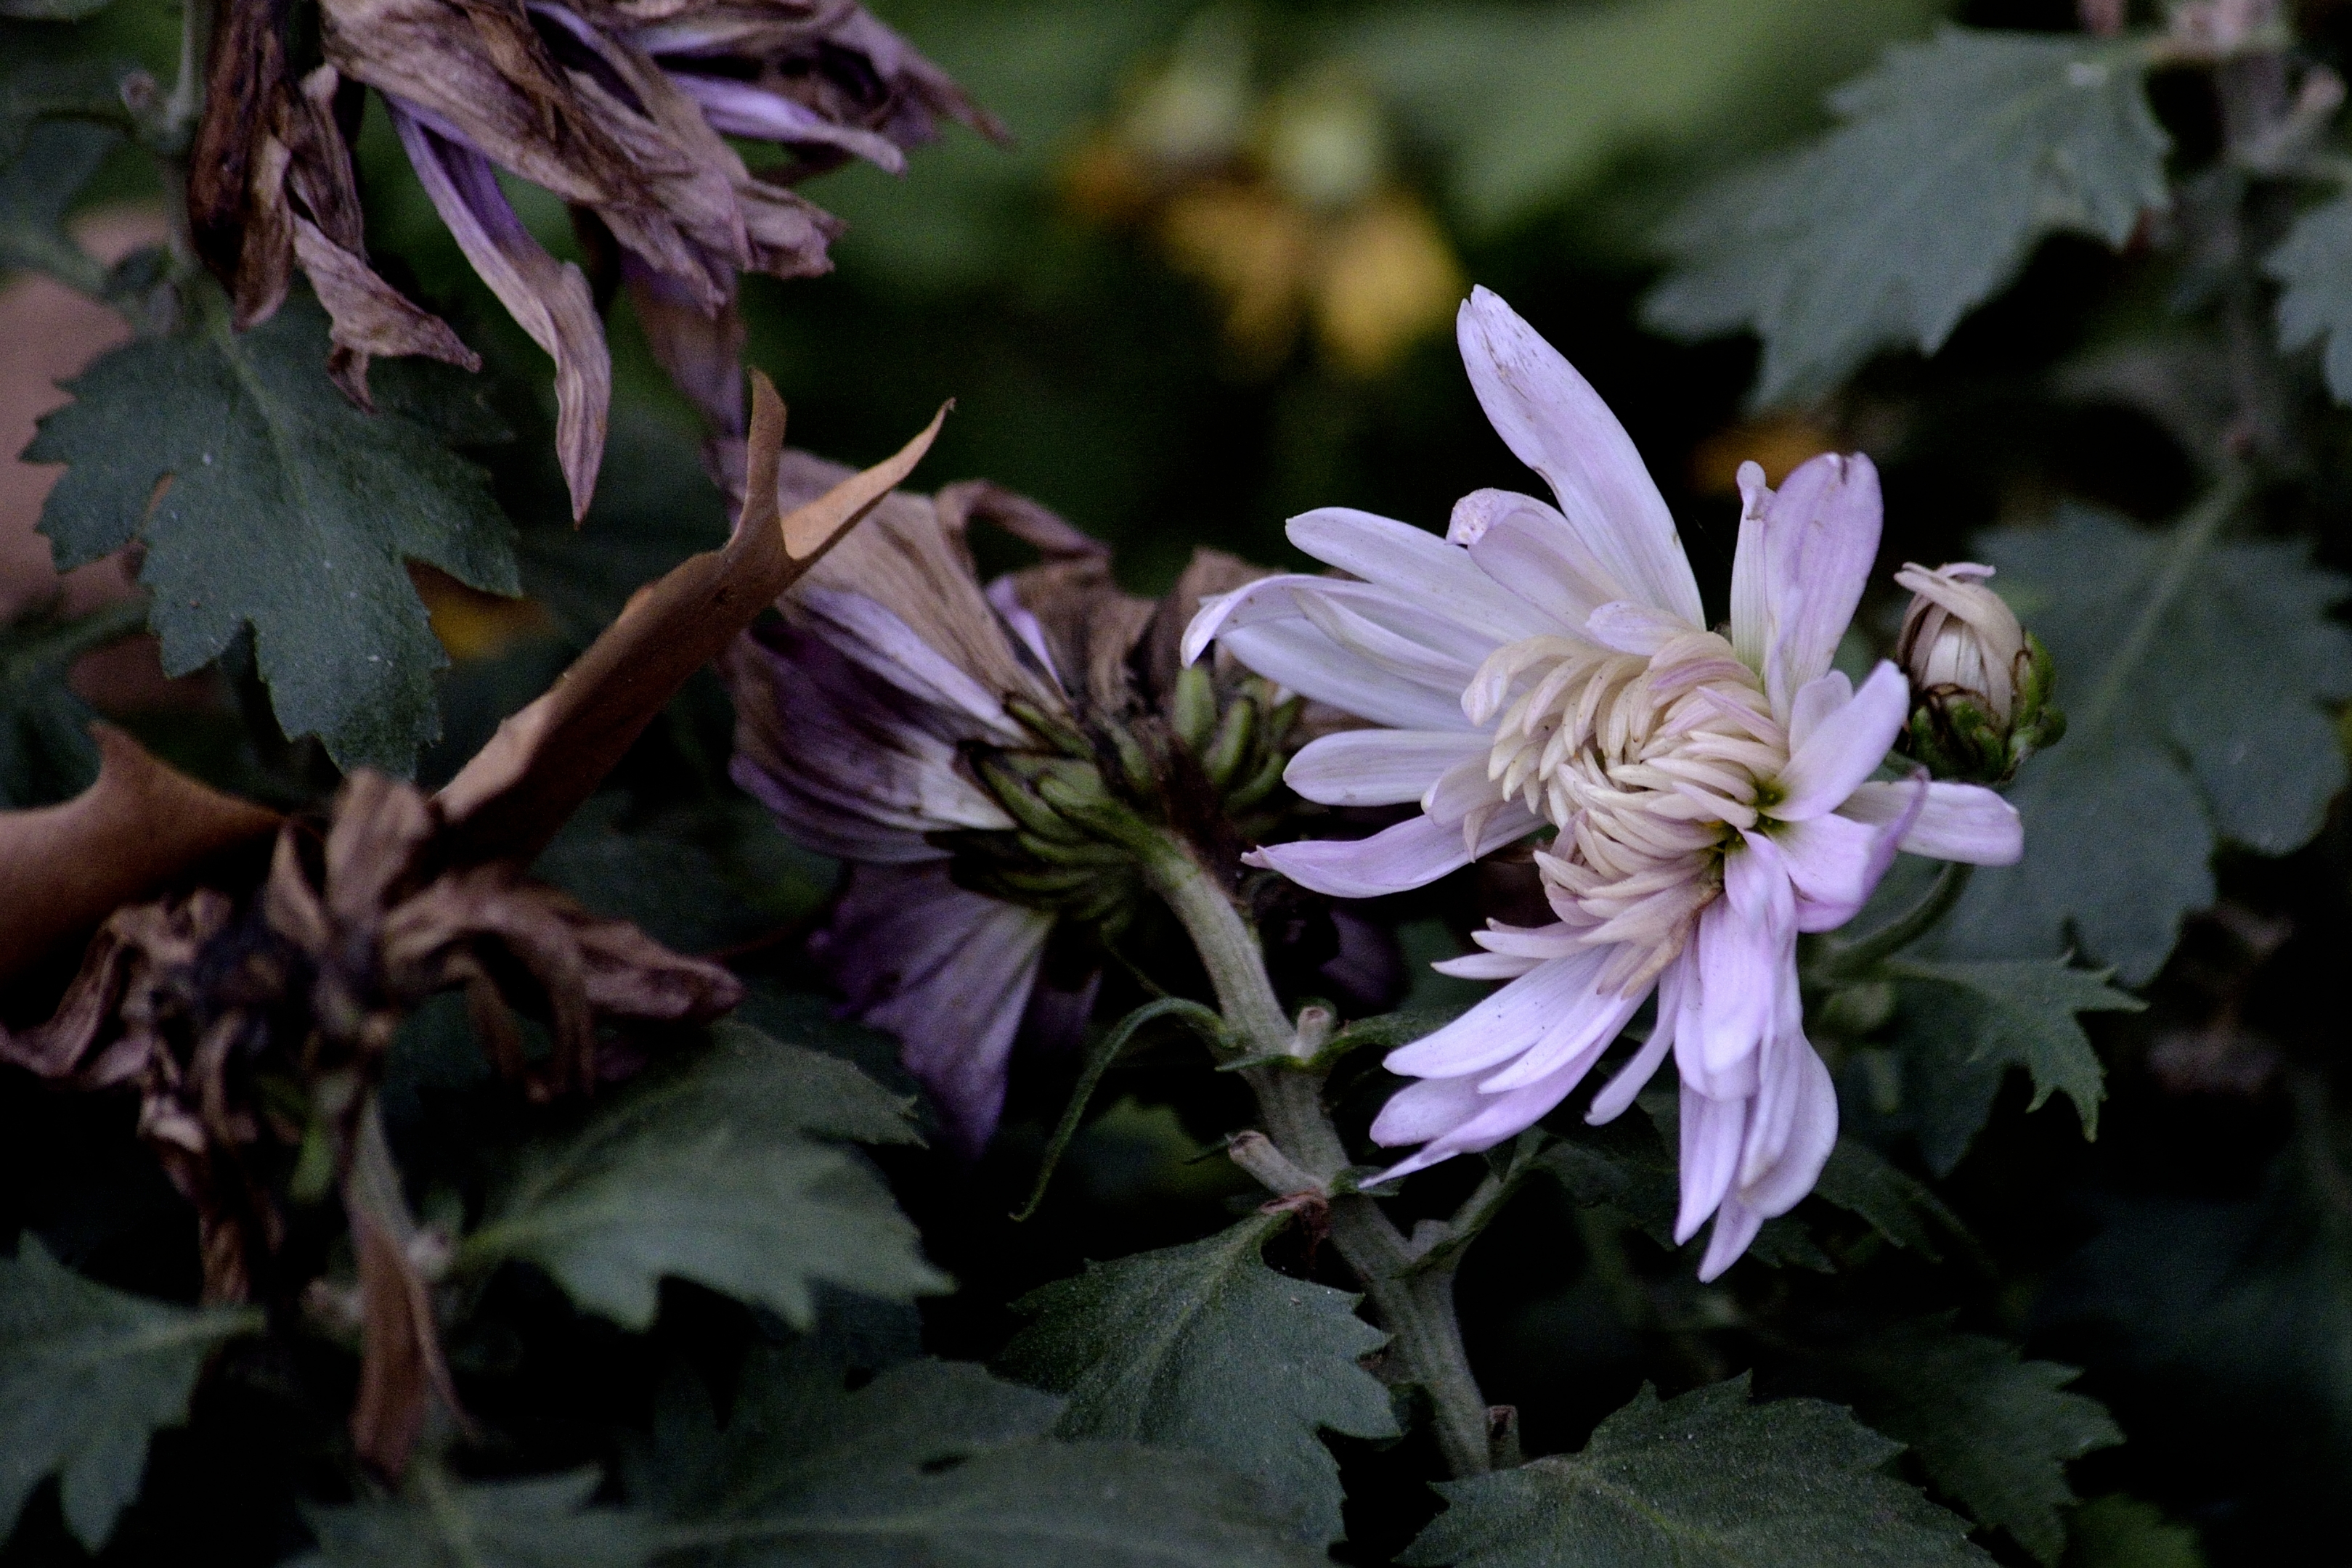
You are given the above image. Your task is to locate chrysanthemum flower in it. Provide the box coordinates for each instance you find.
[1184,287,2022,1278]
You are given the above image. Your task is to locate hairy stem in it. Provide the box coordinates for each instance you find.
[1139,836,1497,1477]
[1812,861,1973,981]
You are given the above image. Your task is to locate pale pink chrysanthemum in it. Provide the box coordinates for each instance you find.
[1184,287,2022,1278]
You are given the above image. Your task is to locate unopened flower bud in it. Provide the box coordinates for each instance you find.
[1893,562,2064,783]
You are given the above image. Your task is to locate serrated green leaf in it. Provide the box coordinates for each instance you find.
[1885,957,2139,1175]
[1811,1138,1968,1261]
[1000,1212,1399,1546]
[0,117,113,292]
[2065,1496,2206,1568]
[644,1353,1324,1568]
[295,1467,654,1568]
[26,291,519,775]
[2265,193,2352,403]
[1403,1374,1990,1567]
[459,1021,947,1330]
[1929,505,2352,984]
[1837,1320,2120,1566]
[1645,28,2167,404]
[0,1238,261,1551]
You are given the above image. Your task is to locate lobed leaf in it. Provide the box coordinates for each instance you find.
[1925,505,2352,984]
[1885,956,2141,1175]
[0,1238,261,1551]
[2265,192,2352,403]
[644,1353,1324,1567]
[1402,1374,1990,1567]
[28,291,519,775]
[295,1468,654,1568]
[458,1021,945,1330]
[1000,1211,1399,1545]
[1810,1137,1969,1261]
[1834,1320,2120,1566]
[1645,28,2167,404]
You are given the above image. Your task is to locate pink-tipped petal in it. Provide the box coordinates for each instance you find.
[1587,953,1686,1123]
[1246,805,1539,901]
[1584,601,1688,656]
[1770,661,1907,820]
[1456,287,1704,626]
[1778,807,1908,934]
[1463,493,1627,630]
[1760,452,1882,717]
[1217,617,1481,732]
[1680,835,1794,1097]
[1370,1050,1613,1180]
[1738,1041,1839,1218]
[1285,730,1489,807]
[1432,950,1545,980]
[1675,1083,1745,1244]
[1696,1193,1767,1282]
[1476,982,1645,1092]
[1786,671,1853,755]
[1841,779,2024,865]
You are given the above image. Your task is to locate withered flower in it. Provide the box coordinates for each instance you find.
[0,772,741,1309]
[723,457,1303,1156]
[191,0,1001,516]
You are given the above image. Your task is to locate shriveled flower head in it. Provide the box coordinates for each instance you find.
[723,458,1301,1156]
[191,0,1000,517]
[1184,287,2024,1278]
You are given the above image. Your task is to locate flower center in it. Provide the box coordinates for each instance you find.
[1468,629,1787,991]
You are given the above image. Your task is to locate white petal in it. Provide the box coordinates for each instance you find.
[1841,779,2023,866]
[1760,452,1881,717]
[1218,618,1476,731]
[1288,506,1556,642]
[985,574,1060,685]
[1696,1193,1767,1281]
[1777,809,1904,934]
[1739,1040,1839,1218]
[1587,951,1686,1123]
[1432,951,1545,979]
[1423,751,1502,829]
[1285,730,1487,807]
[1786,671,1852,756]
[1674,1082,1745,1244]
[1677,836,1793,1098]
[1584,600,1688,656]
[1770,661,1906,820]
[1386,944,1612,1077]
[1456,288,1705,626]
[1245,804,1539,901]
[1477,980,1645,1092]
[1295,590,1481,692]
[1464,493,1626,630]
[1728,462,1772,669]
[1369,1051,1605,1180]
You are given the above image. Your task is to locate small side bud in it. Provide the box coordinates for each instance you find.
[1892,562,2064,783]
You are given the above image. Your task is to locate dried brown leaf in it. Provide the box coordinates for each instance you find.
[435,372,944,862]
[0,726,279,987]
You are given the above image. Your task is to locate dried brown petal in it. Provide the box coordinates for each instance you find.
[0,726,279,987]
[624,257,745,434]
[188,0,291,295]
[437,372,944,861]
[344,1103,466,1479]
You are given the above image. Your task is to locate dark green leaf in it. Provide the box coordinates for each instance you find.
[0,0,117,20]
[458,1021,947,1330]
[0,54,127,166]
[296,1467,654,1568]
[644,1353,1324,1567]
[1402,1374,1989,1567]
[2266,193,2352,403]
[2064,1496,2206,1568]
[0,597,147,807]
[1928,505,2352,984]
[1886,956,2139,1175]
[1000,1212,1399,1545]
[1646,28,2166,404]
[1836,1321,2120,1566]
[0,117,113,292]
[28,291,520,775]
[1810,1137,1967,1260]
[0,1238,261,1551]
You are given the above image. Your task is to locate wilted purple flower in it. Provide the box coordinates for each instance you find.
[197,0,999,518]
[1184,287,2022,1278]
[721,460,1132,1156]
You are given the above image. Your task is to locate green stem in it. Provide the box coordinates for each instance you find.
[1812,862,1972,982]
[1138,836,1497,1477]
